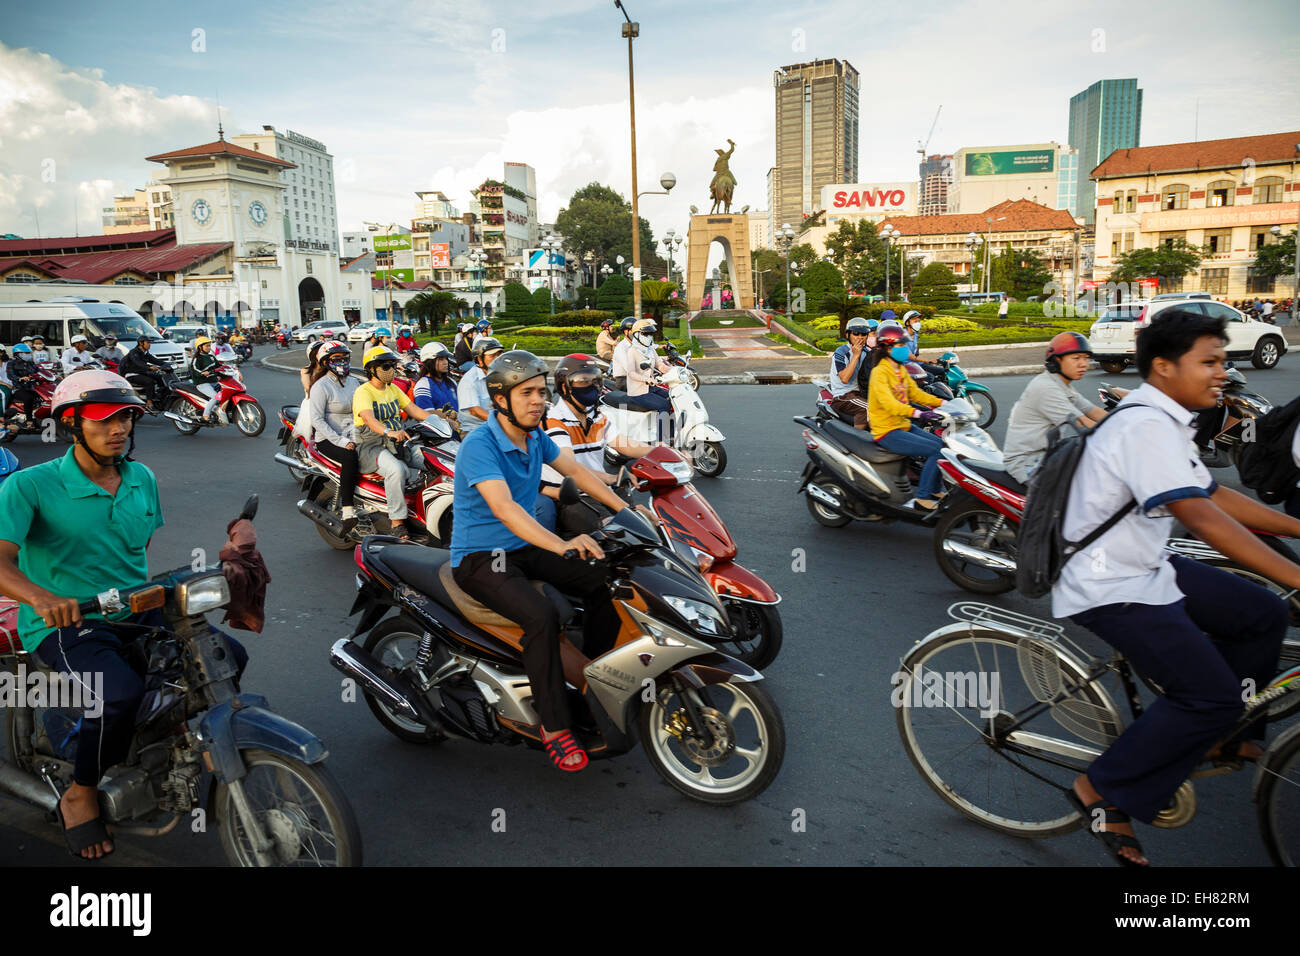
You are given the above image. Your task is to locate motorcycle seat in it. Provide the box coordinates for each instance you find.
[309,444,385,483]
[822,419,907,463]
[966,461,1027,496]
[435,560,574,635]
[600,390,662,413]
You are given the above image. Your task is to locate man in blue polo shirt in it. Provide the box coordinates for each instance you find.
[451,350,631,773]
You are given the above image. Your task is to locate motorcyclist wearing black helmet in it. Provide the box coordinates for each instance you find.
[119,335,170,408]
[456,336,504,434]
[450,350,632,773]
[609,316,638,391]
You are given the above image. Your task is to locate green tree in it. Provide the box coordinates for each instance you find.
[796,260,845,316]
[532,285,560,316]
[501,281,537,324]
[1254,231,1296,280]
[555,183,659,274]
[910,262,961,310]
[825,219,886,294]
[640,280,680,323]
[572,285,598,309]
[596,273,633,319]
[818,290,865,336]
[751,247,784,304]
[1111,239,1204,292]
[1008,248,1053,298]
[405,289,463,333]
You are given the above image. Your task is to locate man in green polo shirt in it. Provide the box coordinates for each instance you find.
[0,370,246,860]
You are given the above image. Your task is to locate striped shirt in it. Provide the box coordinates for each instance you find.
[539,399,618,488]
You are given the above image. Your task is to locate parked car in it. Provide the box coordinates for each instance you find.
[293,320,350,344]
[1090,294,1287,373]
[347,323,379,344]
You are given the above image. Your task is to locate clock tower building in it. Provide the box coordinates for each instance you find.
[147,130,344,327]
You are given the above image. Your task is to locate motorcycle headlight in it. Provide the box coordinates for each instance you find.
[663,459,694,484]
[176,573,230,616]
[664,595,728,637]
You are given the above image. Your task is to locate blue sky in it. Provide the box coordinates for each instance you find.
[2,0,1298,244]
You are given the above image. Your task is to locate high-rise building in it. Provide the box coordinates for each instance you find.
[231,125,341,253]
[503,162,539,253]
[948,143,1076,215]
[772,59,859,231]
[413,190,460,221]
[918,154,954,217]
[1068,78,1143,224]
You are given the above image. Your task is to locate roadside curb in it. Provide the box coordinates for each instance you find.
[699,363,1044,385]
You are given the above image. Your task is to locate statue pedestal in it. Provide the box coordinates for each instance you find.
[686,214,753,311]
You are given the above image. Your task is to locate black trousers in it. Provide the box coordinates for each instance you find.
[452,546,619,731]
[315,439,359,507]
[8,386,39,418]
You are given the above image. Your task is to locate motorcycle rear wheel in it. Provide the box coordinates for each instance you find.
[216,748,362,867]
[805,473,852,528]
[313,487,353,550]
[234,399,266,437]
[640,679,784,805]
[932,494,1017,595]
[682,369,701,391]
[170,397,201,435]
[361,617,447,744]
[720,600,783,670]
[690,441,727,477]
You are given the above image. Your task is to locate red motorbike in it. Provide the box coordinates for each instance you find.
[275,417,460,548]
[162,364,266,437]
[630,446,783,668]
[276,331,290,350]
[931,451,1027,595]
[2,366,59,442]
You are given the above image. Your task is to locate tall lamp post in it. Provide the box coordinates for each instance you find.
[776,222,796,311]
[616,255,625,276]
[882,224,900,302]
[614,1,647,321]
[661,229,676,280]
[983,215,1006,296]
[467,249,487,317]
[541,233,562,316]
[965,232,982,312]
[364,220,400,327]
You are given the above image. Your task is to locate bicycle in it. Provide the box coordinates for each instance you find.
[895,602,1300,866]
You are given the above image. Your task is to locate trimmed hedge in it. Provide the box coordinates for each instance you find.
[526,309,615,328]
[769,313,826,351]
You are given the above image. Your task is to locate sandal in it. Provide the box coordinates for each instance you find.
[543,730,588,772]
[55,795,113,860]
[1067,790,1147,867]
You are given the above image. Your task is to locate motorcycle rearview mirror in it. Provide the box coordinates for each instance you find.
[240,494,259,522]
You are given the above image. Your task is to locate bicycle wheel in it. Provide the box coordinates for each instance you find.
[896,626,1125,838]
[1257,724,1300,866]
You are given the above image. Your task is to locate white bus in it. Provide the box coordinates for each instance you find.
[0,299,187,370]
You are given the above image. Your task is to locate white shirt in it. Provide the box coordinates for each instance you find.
[1052,383,1217,618]
[611,338,636,380]
[62,347,98,374]
[456,365,490,433]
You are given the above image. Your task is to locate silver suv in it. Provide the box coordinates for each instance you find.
[292,319,350,344]
[1090,294,1287,373]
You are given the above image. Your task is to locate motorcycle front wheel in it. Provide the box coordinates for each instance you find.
[639,679,784,805]
[234,399,266,437]
[682,369,701,391]
[965,390,997,429]
[216,748,362,867]
[690,441,727,477]
[720,600,783,670]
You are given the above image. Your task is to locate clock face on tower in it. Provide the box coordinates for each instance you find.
[249,200,268,227]
[191,198,212,226]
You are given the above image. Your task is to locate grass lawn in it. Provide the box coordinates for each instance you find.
[690,313,765,329]
[765,332,823,356]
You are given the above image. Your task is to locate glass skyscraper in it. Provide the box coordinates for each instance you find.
[1068,79,1143,224]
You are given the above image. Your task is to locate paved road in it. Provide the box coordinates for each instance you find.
[1,352,1297,866]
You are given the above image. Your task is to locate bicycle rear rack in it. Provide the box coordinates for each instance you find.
[945,602,1065,643]
[1164,537,1225,561]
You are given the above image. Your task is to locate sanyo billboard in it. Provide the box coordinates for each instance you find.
[822,182,916,220]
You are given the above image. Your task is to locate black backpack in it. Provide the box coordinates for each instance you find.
[1014,404,1144,599]
[1236,395,1300,504]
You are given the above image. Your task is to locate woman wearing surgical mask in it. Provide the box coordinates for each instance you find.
[866,321,947,511]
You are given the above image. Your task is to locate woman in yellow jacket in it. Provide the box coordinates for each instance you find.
[867,322,947,510]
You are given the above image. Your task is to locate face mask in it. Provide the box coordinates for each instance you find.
[635,333,653,347]
[570,384,601,408]
[866,333,877,348]
[890,345,911,363]
[909,323,922,334]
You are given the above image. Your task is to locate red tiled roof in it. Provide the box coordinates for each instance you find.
[0,240,231,284]
[1093,131,1300,180]
[881,200,1078,237]
[0,229,175,256]
[146,139,296,168]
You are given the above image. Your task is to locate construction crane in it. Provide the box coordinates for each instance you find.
[917,105,942,160]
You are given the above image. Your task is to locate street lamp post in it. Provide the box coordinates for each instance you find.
[365,220,400,327]
[882,224,900,303]
[542,234,561,316]
[616,255,626,276]
[983,215,1006,296]
[776,223,796,312]
[965,232,982,312]
[661,229,675,281]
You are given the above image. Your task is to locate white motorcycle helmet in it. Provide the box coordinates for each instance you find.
[632,318,656,348]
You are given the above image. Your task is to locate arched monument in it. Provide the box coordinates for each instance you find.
[686,139,754,311]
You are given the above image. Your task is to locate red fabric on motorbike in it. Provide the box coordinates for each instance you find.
[220,518,271,632]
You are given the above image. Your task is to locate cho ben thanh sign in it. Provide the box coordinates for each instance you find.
[964,150,1055,176]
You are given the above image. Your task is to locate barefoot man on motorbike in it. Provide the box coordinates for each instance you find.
[450,351,634,772]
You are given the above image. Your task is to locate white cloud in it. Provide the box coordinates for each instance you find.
[0,43,217,237]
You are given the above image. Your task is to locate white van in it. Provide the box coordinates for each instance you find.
[1090,294,1287,373]
[0,299,187,371]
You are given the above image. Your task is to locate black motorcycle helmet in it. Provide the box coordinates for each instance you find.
[471,336,503,366]
[485,350,549,431]
[620,316,636,333]
[553,353,600,410]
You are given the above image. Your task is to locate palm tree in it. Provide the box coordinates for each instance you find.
[819,290,861,338]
